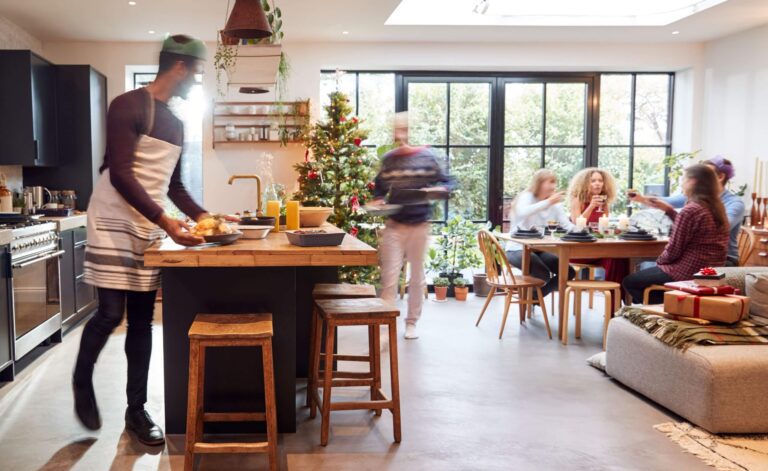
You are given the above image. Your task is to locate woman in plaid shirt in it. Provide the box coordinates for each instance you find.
[623,164,729,304]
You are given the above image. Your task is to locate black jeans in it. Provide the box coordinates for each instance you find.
[73,287,157,409]
[506,250,576,297]
[622,266,673,304]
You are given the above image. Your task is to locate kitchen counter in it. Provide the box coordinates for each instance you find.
[42,214,87,232]
[144,223,377,267]
[144,224,379,435]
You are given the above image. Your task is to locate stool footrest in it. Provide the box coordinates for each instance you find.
[317,370,374,380]
[330,378,374,387]
[203,412,266,423]
[331,399,393,412]
[193,442,269,454]
[319,353,371,362]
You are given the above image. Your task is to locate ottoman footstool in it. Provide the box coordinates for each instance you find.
[605,317,768,434]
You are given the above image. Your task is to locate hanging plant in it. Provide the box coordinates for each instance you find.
[214,32,238,98]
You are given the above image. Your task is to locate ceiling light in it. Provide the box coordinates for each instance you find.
[342,31,349,35]
[672,30,680,34]
[224,0,272,39]
[148,30,155,34]
[128,1,136,5]
[387,0,729,26]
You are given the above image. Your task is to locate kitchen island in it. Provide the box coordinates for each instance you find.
[144,224,378,434]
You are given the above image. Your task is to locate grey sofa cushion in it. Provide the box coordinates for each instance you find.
[745,273,768,316]
[716,267,768,293]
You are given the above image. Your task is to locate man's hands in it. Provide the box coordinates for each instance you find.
[157,214,204,246]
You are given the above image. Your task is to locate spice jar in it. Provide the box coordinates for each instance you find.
[0,174,12,213]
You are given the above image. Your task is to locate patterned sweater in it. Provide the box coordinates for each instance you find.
[373,146,455,224]
[657,201,729,281]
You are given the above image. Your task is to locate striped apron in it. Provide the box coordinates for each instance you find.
[83,90,181,292]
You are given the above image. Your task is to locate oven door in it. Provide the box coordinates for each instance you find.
[11,250,64,360]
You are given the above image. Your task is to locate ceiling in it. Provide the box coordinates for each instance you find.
[0,0,766,44]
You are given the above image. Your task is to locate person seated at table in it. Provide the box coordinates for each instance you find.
[506,169,576,297]
[567,167,629,287]
[629,156,744,264]
[623,164,729,304]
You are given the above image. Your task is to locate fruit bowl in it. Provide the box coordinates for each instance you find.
[299,207,333,227]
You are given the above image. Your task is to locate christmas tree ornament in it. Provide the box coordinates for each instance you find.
[354,138,362,147]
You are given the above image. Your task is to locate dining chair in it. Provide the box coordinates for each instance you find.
[475,230,552,339]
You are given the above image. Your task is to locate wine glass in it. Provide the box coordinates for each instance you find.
[546,219,558,235]
[627,189,638,211]
[595,195,606,214]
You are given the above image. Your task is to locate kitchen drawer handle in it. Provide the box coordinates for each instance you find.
[760,238,768,244]
[75,241,88,248]
[162,259,184,264]
[12,250,65,268]
[760,252,768,258]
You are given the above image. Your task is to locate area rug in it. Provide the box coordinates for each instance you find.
[654,422,768,471]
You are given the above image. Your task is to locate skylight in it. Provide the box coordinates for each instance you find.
[386,0,728,26]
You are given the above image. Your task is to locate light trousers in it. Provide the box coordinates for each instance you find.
[379,220,430,324]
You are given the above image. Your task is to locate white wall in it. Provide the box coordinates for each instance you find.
[0,16,43,193]
[44,39,705,213]
[700,24,768,197]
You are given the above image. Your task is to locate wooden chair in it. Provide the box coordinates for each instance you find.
[643,284,671,305]
[561,281,621,349]
[569,263,601,309]
[738,226,756,266]
[185,314,278,471]
[306,283,377,408]
[475,229,552,340]
[399,261,429,300]
[309,298,401,446]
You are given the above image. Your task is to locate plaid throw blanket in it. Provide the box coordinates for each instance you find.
[619,307,768,350]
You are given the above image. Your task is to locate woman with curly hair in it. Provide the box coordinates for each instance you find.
[567,167,629,289]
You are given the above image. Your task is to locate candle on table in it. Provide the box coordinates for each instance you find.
[618,214,630,231]
[266,200,281,232]
[286,201,300,230]
[598,215,609,232]
[575,216,587,231]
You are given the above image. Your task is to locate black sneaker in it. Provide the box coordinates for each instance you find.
[73,379,101,431]
[125,408,165,446]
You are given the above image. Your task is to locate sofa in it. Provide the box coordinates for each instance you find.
[605,267,768,434]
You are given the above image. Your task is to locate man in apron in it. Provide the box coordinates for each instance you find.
[72,35,217,446]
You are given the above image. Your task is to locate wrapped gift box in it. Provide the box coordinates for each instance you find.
[664,281,739,296]
[663,290,750,324]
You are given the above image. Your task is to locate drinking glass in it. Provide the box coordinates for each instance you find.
[595,195,606,214]
[588,222,599,233]
[546,219,558,235]
[627,189,638,211]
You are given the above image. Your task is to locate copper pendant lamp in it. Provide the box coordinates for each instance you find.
[224,0,272,39]
[239,86,269,94]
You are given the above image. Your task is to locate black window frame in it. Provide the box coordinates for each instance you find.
[319,70,675,227]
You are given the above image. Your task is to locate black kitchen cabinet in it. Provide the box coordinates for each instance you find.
[0,245,13,381]
[24,66,107,209]
[0,50,58,166]
[60,227,96,333]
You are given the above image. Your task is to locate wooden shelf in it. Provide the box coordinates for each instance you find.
[214,113,306,118]
[213,124,304,128]
[213,140,302,145]
[212,100,309,148]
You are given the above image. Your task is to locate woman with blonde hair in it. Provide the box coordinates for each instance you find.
[506,169,575,297]
[567,167,629,288]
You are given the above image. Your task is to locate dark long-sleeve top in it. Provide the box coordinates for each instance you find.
[373,146,456,224]
[99,88,206,223]
[657,201,729,281]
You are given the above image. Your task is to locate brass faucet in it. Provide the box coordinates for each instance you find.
[228,174,263,215]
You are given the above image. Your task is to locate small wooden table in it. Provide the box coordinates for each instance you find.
[506,235,668,337]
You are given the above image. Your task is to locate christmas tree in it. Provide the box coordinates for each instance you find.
[294,91,381,284]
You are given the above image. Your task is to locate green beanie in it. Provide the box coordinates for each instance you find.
[161,34,207,61]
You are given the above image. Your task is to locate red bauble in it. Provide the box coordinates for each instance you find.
[352,116,359,123]
[308,171,319,180]
[339,115,347,122]
[357,159,363,164]
[354,138,362,146]
[367,182,375,191]
[349,227,359,238]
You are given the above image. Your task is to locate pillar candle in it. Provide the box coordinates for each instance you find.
[575,216,587,231]
[618,215,630,231]
[286,201,300,230]
[598,215,609,232]
[266,200,281,233]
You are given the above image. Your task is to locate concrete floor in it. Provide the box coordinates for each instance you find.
[0,294,707,471]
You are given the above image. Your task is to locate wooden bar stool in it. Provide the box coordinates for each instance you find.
[561,281,621,349]
[185,314,278,471]
[306,283,377,408]
[309,298,401,446]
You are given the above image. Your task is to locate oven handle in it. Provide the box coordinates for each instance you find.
[12,250,66,269]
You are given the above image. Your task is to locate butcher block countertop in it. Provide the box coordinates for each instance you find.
[144,223,378,268]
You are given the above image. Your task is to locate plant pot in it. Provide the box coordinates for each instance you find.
[439,272,462,297]
[434,286,448,301]
[473,274,491,297]
[219,30,240,46]
[454,286,469,301]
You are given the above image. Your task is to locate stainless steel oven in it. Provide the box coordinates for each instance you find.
[8,221,63,360]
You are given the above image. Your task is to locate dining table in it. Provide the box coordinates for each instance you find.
[503,233,668,337]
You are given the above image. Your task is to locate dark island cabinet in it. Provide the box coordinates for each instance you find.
[60,227,97,333]
[0,51,58,166]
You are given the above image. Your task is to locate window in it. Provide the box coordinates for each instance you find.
[129,68,205,216]
[598,73,674,212]
[319,71,396,146]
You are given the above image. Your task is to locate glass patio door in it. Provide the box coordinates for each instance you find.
[500,77,595,231]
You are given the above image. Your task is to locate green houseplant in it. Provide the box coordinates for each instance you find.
[427,216,483,296]
[453,277,469,301]
[433,277,450,301]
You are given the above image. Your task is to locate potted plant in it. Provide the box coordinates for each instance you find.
[433,277,449,302]
[214,34,238,98]
[427,216,483,297]
[453,277,469,301]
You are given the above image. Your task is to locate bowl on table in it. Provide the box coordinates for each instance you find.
[299,206,333,227]
[285,229,345,247]
[235,225,272,240]
[202,231,243,245]
[239,215,276,226]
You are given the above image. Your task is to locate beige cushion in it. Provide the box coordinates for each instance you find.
[606,317,768,434]
[745,273,768,316]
